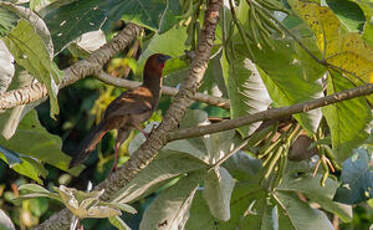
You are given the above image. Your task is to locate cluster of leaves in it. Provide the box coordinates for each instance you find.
[0,0,372,229]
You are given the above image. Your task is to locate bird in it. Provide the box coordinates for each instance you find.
[69,53,171,170]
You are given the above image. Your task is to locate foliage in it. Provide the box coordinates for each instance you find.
[0,0,372,229]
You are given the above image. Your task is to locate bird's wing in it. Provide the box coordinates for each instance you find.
[103,87,153,120]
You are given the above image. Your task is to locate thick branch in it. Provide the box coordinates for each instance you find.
[34,0,222,229]
[168,83,373,141]
[96,0,222,198]
[96,72,230,109]
[0,24,142,110]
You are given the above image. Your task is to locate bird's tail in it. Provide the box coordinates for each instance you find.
[69,121,109,168]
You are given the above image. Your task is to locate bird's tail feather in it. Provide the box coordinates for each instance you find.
[69,121,109,168]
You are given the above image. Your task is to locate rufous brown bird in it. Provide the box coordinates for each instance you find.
[69,54,171,170]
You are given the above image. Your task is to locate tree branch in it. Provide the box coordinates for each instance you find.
[96,72,230,109]
[34,0,222,229]
[168,83,373,141]
[0,24,142,110]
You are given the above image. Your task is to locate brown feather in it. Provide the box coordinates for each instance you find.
[69,54,171,168]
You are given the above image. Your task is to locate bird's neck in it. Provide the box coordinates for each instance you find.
[142,73,162,99]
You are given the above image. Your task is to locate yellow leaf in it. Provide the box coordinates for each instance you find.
[289,0,373,83]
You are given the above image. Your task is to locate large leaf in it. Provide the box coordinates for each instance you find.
[233,0,325,133]
[113,154,205,204]
[0,40,14,92]
[334,148,373,204]
[0,145,47,184]
[140,172,201,230]
[0,209,15,230]
[0,7,18,37]
[137,25,189,76]
[288,0,373,83]
[202,167,235,221]
[326,0,365,32]
[2,19,63,118]
[42,0,182,54]
[0,110,84,176]
[349,0,373,45]
[222,151,262,181]
[221,51,272,137]
[68,30,106,58]
[274,192,334,230]
[322,71,371,163]
[0,2,54,55]
[163,110,237,164]
[185,192,217,230]
[216,160,347,229]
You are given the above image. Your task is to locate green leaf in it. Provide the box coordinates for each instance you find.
[326,0,365,32]
[307,194,353,222]
[334,148,373,204]
[322,71,371,163]
[200,53,228,97]
[221,51,271,137]
[202,167,235,221]
[43,0,181,54]
[0,110,84,176]
[0,40,14,92]
[18,184,51,194]
[42,0,107,54]
[140,172,201,230]
[233,0,326,133]
[277,163,339,199]
[217,161,342,229]
[0,153,47,184]
[0,7,18,37]
[185,192,216,230]
[216,183,269,229]
[0,144,21,166]
[0,209,15,230]
[222,151,263,182]
[2,19,63,118]
[0,2,54,56]
[158,0,183,34]
[274,192,334,230]
[110,203,137,214]
[138,25,189,76]
[350,0,373,45]
[108,216,131,230]
[113,154,205,204]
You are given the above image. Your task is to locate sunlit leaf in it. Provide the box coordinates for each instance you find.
[2,19,62,118]
[322,71,371,163]
[288,0,373,83]
[221,51,272,137]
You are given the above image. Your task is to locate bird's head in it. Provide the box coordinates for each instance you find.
[144,53,172,78]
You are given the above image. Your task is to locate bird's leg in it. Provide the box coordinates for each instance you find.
[111,141,121,173]
[110,128,130,174]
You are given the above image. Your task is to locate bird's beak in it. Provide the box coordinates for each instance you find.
[161,55,172,63]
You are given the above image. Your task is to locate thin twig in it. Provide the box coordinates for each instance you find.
[96,72,230,109]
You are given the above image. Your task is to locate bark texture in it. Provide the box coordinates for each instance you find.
[34,0,222,229]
